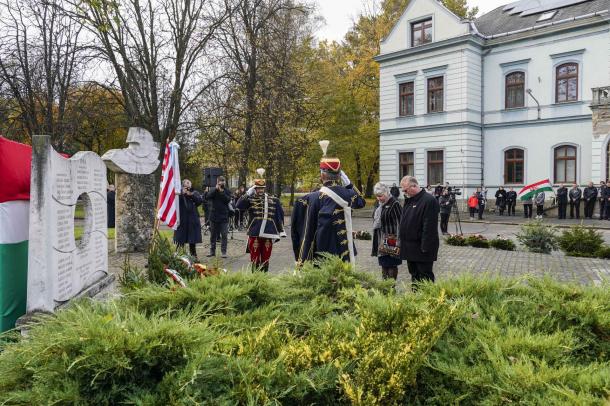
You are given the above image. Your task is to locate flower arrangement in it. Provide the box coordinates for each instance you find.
[489,236,516,251]
[465,234,490,248]
[445,234,466,246]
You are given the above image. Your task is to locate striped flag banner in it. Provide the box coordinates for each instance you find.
[157,141,181,230]
[0,137,31,332]
[518,179,554,201]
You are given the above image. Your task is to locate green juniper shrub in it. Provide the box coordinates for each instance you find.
[465,234,490,248]
[445,234,466,246]
[0,260,609,405]
[516,220,558,254]
[489,237,516,251]
[595,245,610,259]
[557,224,604,257]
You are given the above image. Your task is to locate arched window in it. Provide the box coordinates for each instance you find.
[554,145,577,183]
[556,63,578,103]
[504,148,524,184]
[505,72,525,109]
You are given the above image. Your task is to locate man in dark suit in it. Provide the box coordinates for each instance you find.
[399,176,440,290]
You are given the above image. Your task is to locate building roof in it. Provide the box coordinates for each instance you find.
[474,0,609,37]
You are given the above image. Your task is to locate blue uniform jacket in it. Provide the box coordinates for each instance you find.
[291,183,366,263]
[236,193,284,238]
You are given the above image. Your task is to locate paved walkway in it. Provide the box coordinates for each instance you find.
[106,217,610,293]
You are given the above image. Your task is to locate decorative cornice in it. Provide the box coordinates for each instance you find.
[550,48,586,59]
[499,58,531,68]
[375,35,484,63]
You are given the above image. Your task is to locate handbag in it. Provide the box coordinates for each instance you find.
[378,234,400,257]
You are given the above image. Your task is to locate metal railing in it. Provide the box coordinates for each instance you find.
[592,86,610,106]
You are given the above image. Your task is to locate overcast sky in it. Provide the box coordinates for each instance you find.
[315,0,509,42]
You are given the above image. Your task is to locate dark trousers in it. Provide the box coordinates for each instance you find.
[209,221,228,255]
[523,204,533,218]
[440,212,450,233]
[601,200,608,220]
[570,201,580,219]
[407,261,435,290]
[584,200,595,218]
[177,243,197,257]
[507,201,516,216]
[536,205,544,216]
[469,207,476,218]
[558,202,567,219]
[381,266,398,281]
[478,204,485,220]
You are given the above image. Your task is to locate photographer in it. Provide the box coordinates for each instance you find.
[174,179,203,258]
[438,189,452,235]
[205,176,231,258]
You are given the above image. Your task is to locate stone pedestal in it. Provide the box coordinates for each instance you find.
[102,127,160,253]
[115,172,157,252]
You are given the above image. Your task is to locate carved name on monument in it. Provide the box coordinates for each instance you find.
[27,135,109,312]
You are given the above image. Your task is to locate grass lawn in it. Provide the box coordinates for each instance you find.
[73,228,173,241]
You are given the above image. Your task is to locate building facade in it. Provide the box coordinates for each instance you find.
[376,0,610,197]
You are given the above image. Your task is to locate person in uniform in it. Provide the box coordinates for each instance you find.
[236,168,285,272]
[291,140,366,266]
[583,182,597,219]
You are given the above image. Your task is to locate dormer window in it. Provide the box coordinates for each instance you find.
[411,18,432,47]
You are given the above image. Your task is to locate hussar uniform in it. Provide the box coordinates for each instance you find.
[291,142,365,266]
[236,169,285,272]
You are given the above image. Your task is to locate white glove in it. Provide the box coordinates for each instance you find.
[246,186,256,196]
[280,231,287,238]
[340,170,351,186]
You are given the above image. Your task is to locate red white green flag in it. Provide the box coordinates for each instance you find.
[0,137,31,332]
[518,179,554,201]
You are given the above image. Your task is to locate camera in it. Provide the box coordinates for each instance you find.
[448,187,461,200]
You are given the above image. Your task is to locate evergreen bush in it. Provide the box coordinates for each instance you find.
[594,245,610,259]
[516,220,558,254]
[0,259,608,404]
[557,224,604,257]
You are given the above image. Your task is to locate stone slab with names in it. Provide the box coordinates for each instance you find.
[27,135,111,313]
[102,127,160,253]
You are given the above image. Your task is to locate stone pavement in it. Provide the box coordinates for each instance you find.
[106,216,610,293]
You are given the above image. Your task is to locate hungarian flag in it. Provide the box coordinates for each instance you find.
[518,179,554,201]
[0,137,31,332]
[157,141,181,230]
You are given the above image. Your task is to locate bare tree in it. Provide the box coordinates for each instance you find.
[71,0,230,144]
[0,0,85,148]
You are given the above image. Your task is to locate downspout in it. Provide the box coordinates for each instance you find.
[481,47,492,188]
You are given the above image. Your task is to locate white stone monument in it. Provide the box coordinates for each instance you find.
[27,135,111,313]
[102,127,160,253]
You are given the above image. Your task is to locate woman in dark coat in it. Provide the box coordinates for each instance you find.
[174,179,204,258]
[371,182,402,281]
[495,187,507,215]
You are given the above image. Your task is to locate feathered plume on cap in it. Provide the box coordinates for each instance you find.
[319,140,341,173]
[254,168,266,187]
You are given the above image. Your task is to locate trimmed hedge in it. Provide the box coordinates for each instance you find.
[0,256,608,404]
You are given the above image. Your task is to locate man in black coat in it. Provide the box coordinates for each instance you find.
[399,176,440,289]
[599,181,608,220]
[205,176,232,258]
[583,182,597,219]
[106,184,115,228]
[569,183,581,219]
[174,179,204,258]
[438,189,452,235]
[556,184,568,219]
[506,188,517,216]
